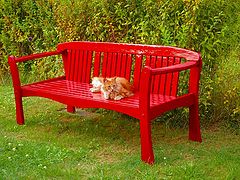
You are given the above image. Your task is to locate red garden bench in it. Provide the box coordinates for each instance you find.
[8,41,202,164]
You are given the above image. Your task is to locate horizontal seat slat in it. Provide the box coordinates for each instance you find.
[22,79,177,114]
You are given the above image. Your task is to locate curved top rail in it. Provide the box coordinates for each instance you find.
[57,41,200,61]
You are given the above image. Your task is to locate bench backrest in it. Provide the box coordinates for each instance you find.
[57,42,199,96]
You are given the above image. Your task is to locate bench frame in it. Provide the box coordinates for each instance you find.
[8,41,202,164]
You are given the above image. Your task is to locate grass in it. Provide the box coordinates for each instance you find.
[0,85,240,179]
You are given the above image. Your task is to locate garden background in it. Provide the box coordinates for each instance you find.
[0,0,239,178]
[1,0,239,129]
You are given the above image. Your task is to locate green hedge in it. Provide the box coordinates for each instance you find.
[0,0,239,129]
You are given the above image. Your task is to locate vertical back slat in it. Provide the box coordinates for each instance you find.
[81,50,87,82]
[165,57,174,95]
[74,50,80,81]
[93,52,101,77]
[171,57,181,96]
[70,50,76,81]
[152,56,162,93]
[67,50,74,80]
[150,56,156,92]
[125,54,132,81]
[145,55,151,66]
[116,53,122,77]
[101,52,108,77]
[120,53,127,77]
[65,50,71,80]
[110,52,117,77]
[78,50,84,82]
[159,57,168,94]
[106,52,112,77]
[133,54,143,91]
[85,51,93,83]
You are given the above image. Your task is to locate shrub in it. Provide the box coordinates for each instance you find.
[0,0,239,128]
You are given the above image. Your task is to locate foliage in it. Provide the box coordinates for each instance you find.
[0,0,239,127]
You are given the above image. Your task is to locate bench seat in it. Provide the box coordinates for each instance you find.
[22,78,191,120]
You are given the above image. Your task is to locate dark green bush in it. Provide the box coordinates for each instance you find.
[0,0,239,128]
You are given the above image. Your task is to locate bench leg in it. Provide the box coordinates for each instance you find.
[67,105,75,113]
[15,95,24,125]
[189,103,202,142]
[139,118,154,164]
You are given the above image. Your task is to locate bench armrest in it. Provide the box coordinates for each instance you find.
[139,60,202,112]
[12,50,65,63]
[144,61,198,75]
[8,50,65,93]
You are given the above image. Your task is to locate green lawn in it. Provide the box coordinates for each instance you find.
[0,85,239,179]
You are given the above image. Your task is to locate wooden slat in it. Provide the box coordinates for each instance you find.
[93,52,101,77]
[133,54,143,91]
[165,57,174,96]
[106,52,113,77]
[120,53,127,77]
[116,53,123,77]
[171,57,181,96]
[78,50,84,82]
[125,54,132,81]
[74,50,80,82]
[85,51,93,83]
[66,50,72,80]
[110,52,117,77]
[145,55,151,66]
[153,56,162,93]
[159,57,168,95]
[102,52,108,77]
[81,50,88,82]
[150,56,156,92]
[70,50,76,81]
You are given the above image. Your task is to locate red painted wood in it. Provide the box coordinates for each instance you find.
[165,57,174,96]
[139,67,154,164]
[85,51,93,83]
[67,105,75,113]
[120,53,127,77]
[9,41,202,164]
[106,52,113,77]
[152,56,162,93]
[133,54,143,90]
[66,50,71,80]
[15,50,63,63]
[125,54,132,81]
[171,57,181,96]
[116,53,122,77]
[74,50,79,82]
[57,42,199,61]
[93,52,101,77]
[78,50,84,81]
[101,52,108,77]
